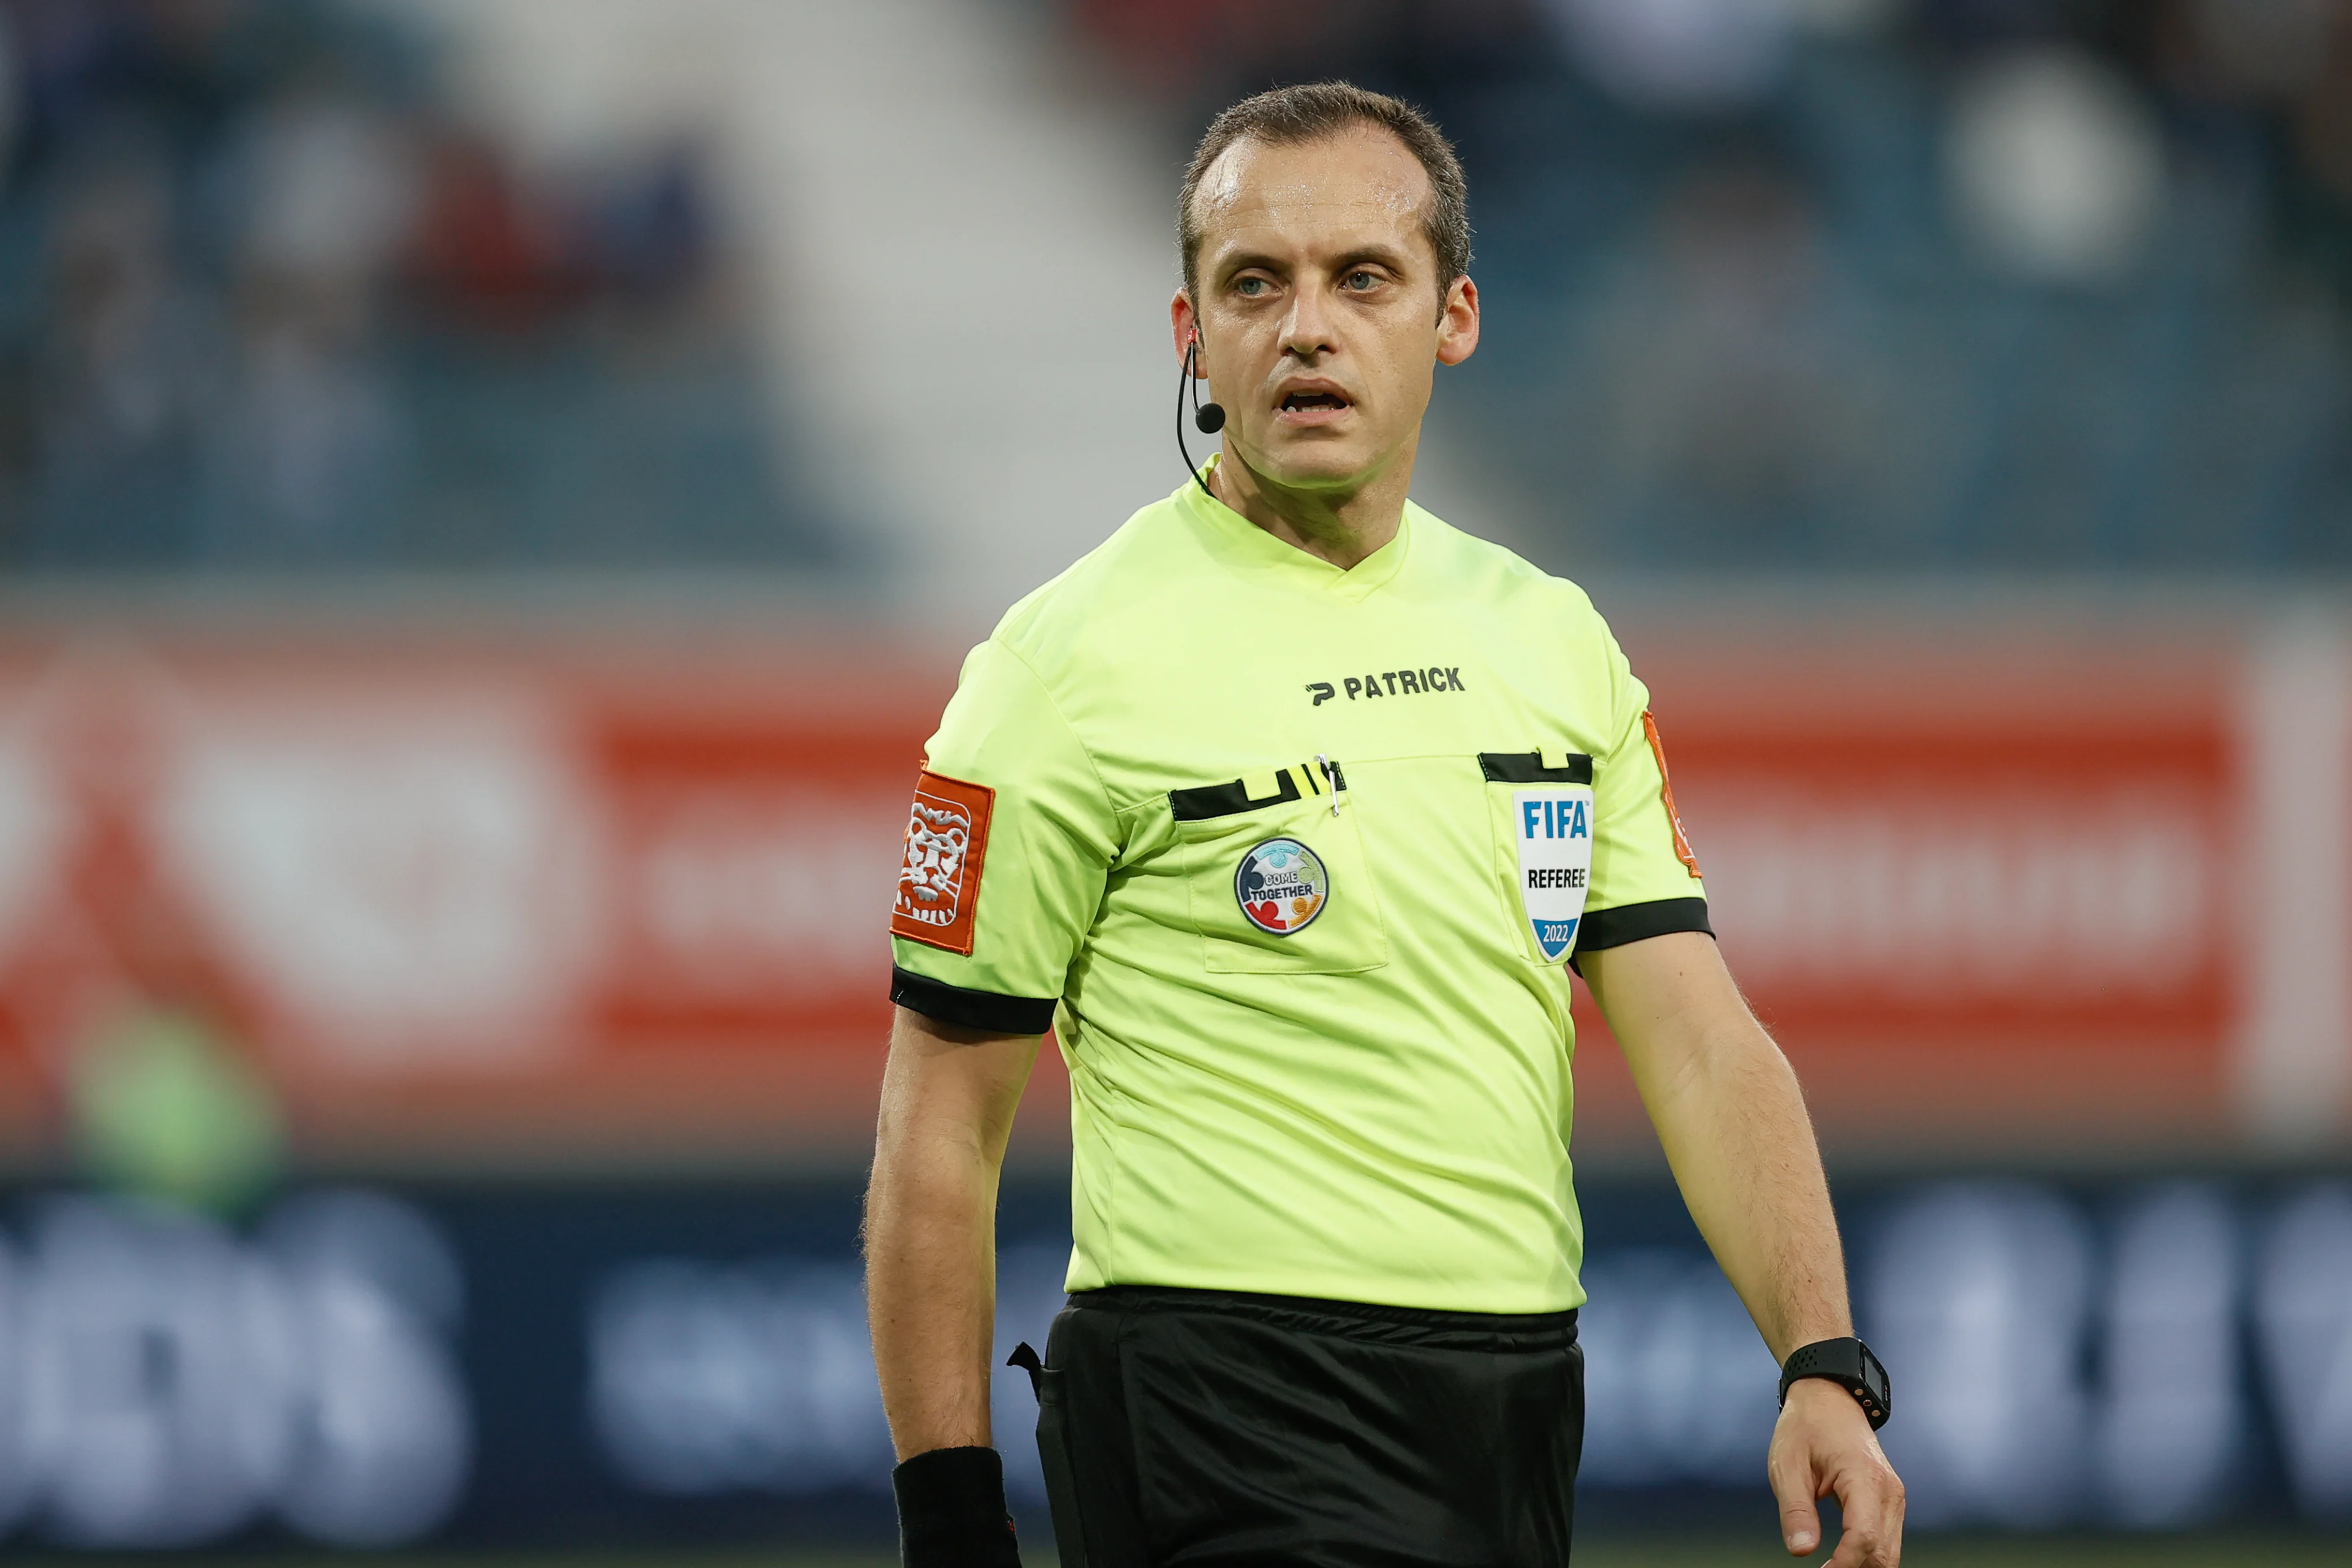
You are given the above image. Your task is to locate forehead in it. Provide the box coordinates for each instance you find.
[1193,127,1434,266]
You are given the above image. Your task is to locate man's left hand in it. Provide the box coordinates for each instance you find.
[1767,1378,1904,1566]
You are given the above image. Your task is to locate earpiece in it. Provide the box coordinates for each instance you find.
[1177,333,1224,500]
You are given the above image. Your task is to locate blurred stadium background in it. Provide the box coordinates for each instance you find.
[0,0,2346,1560]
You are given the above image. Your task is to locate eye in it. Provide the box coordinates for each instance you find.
[1234,276,1269,296]
[1344,270,1379,291]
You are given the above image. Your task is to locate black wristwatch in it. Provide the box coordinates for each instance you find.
[1777,1337,1891,1430]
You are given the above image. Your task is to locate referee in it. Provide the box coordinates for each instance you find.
[867,83,1903,1568]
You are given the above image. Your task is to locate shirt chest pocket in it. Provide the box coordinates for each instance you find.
[1169,759,1390,974]
[1482,750,1595,966]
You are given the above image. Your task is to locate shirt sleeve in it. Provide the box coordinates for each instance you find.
[1580,625,1711,954]
[888,637,1118,1033]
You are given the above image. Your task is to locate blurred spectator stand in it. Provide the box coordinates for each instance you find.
[0,0,825,573]
[1071,0,2352,571]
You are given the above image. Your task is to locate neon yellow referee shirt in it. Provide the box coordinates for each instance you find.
[889,470,1709,1314]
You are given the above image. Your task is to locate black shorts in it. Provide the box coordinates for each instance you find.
[1028,1285,1583,1568]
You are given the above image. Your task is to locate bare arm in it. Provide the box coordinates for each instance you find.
[1580,930,1845,1359]
[1580,930,1903,1567]
[865,1005,1042,1460]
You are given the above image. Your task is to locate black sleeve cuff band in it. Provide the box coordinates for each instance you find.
[1577,896,1713,952]
[891,967,1058,1035]
[892,1445,1022,1568]
[1569,897,1713,976]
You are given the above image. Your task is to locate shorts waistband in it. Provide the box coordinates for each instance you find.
[1066,1284,1578,1351]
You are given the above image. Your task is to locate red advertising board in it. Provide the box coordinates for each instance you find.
[1570,624,2244,1163]
[0,627,969,1169]
[0,608,2334,1171]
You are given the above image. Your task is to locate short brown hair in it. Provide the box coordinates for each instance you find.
[1178,81,1471,305]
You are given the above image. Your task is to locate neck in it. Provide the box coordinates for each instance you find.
[1205,434,1418,570]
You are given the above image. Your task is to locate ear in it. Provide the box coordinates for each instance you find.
[1435,274,1480,367]
[1170,290,1206,374]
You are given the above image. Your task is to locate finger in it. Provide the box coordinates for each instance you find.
[1768,1449,1821,1556]
[1860,1461,1906,1566]
[1826,1526,1875,1568]
[1825,1471,1893,1568]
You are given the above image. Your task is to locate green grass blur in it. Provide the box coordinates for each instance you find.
[812,1542,2335,1567]
[1577,1536,2352,1566]
[39,1540,2351,1568]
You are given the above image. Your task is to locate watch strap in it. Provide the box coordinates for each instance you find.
[1778,1336,1891,1430]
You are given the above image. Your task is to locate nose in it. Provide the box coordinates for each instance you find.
[1281,287,1336,360]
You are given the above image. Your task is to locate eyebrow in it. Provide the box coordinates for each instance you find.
[1329,244,1414,275]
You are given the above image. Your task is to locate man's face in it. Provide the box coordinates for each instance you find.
[1177,127,1478,495]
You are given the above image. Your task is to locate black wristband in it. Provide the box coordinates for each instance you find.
[892,1446,1022,1568]
[1777,1336,1891,1430]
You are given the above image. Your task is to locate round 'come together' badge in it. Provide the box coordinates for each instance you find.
[1235,837,1329,935]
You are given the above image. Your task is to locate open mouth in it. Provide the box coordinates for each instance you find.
[1278,390,1351,413]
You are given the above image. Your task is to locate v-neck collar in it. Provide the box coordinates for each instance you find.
[1173,458,1414,604]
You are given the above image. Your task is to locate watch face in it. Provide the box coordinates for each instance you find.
[1860,1344,1892,1423]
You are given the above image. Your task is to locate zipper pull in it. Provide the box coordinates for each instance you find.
[1316,754,1340,815]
